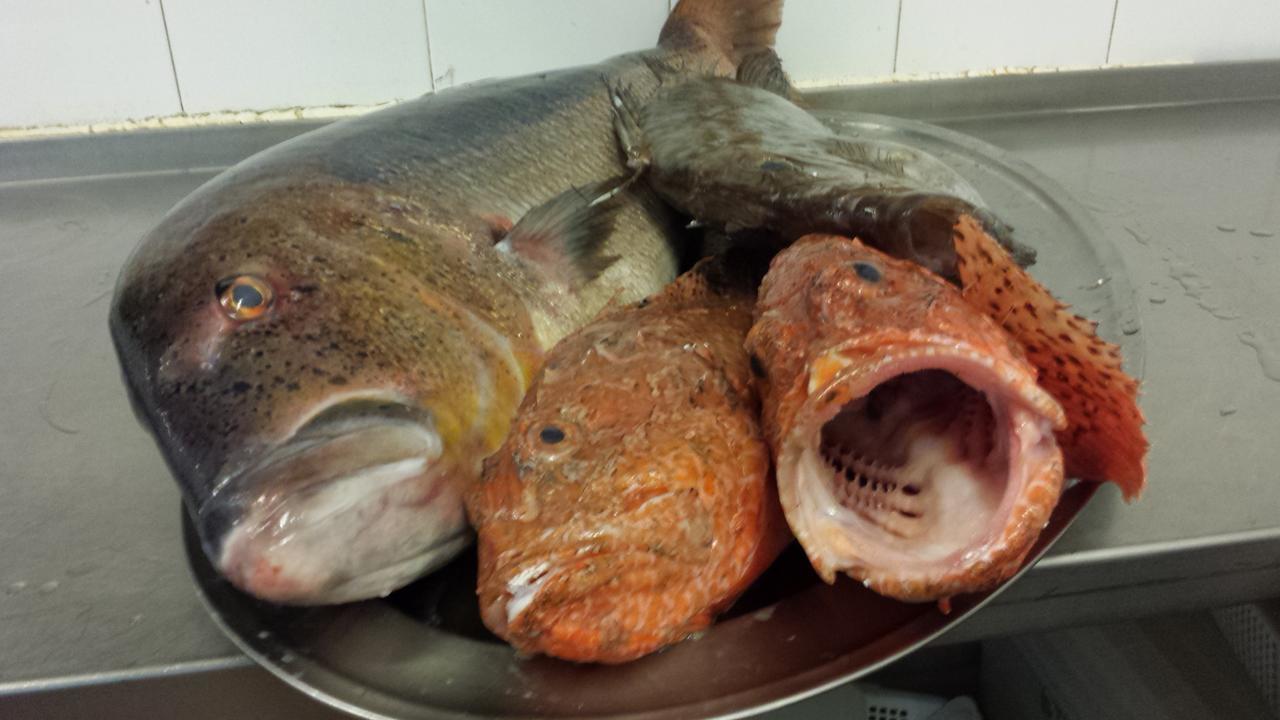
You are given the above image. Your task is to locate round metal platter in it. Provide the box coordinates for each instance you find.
[185,110,1144,720]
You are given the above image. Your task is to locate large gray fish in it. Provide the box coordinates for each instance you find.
[612,65,1036,280]
[109,0,785,605]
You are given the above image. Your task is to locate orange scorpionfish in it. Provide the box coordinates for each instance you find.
[467,248,790,663]
[746,231,1145,603]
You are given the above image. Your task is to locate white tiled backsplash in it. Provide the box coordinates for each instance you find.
[4,0,1280,129]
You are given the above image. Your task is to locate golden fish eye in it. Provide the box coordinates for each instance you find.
[216,275,273,321]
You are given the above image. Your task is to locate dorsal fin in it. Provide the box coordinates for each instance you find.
[659,0,784,69]
[736,49,800,101]
[952,215,1147,499]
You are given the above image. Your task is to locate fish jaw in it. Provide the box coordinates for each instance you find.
[205,401,473,605]
[477,545,714,665]
[776,340,1064,602]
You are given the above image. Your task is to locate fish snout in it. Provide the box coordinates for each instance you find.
[203,399,473,604]
[484,550,706,664]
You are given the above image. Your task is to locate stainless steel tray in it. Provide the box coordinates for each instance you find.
[184,110,1142,719]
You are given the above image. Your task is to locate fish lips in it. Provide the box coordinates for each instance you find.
[482,548,701,663]
[202,399,472,605]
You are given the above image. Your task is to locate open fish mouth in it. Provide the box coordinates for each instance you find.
[779,342,1064,601]
[202,399,472,605]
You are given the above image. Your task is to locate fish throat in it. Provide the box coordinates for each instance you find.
[815,370,1008,557]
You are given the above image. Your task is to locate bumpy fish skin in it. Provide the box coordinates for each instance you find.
[468,248,789,663]
[110,0,783,604]
[746,235,1067,602]
[617,75,1036,280]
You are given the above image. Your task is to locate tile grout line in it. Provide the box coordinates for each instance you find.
[421,0,437,93]
[1104,0,1121,64]
[156,0,185,113]
[892,0,904,74]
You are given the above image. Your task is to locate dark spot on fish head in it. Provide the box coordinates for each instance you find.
[380,228,413,244]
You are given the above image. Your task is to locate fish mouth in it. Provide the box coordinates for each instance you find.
[481,548,705,663]
[203,398,472,605]
[779,341,1064,601]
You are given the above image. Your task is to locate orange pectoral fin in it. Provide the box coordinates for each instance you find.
[953,215,1148,499]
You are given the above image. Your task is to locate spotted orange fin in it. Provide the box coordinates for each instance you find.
[953,215,1147,499]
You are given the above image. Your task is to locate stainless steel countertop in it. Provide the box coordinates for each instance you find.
[3,62,1280,703]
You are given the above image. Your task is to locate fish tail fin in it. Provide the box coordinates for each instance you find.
[953,215,1148,499]
[659,0,784,69]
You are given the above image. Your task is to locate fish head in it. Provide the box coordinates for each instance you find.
[469,310,765,661]
[110,182,527,604]
[749,234,1068,600]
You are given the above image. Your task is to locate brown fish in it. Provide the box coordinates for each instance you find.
[746,235,1068,601]
[613,69,1037,281]
[109,0,785,604]
[468,247,789,663]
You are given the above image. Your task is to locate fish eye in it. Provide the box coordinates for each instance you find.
[538,425,566,445]
[216,275,273,321]
[852,262,881,282]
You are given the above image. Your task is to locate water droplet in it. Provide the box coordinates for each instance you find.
[280,652,296,663]
[1149,295,1166,304]
[131,614,144,624]
[752,606,776,622]
[522,691,535,700]
[1250,229,1275,238]
[1121,317,1141,335]
[256,631,271,640]
[1217,224,1237,233]
[1123,227,1149,245]
[1220,407,1238,417]
[1239,331,1280,383]
[6,581,27,595]
[39,581,59,594]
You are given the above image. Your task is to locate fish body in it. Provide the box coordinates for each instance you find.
[109,0,784,604]
[746,235,1067,601]
[617,74,1036,279]
[468,247,789,663]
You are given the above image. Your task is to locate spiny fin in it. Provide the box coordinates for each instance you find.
[659,0,783,68]
[952,214,1147,499]
[497,180,624,289]
[736,49,801,102]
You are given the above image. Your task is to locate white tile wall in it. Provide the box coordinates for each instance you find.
[7,0,1280,129]
[1110,0,1280,65]
[896,0,1116,76]
[425,0,668,89]
[776,0,899,85]
[0,0,179,128]
[163,0,432,114]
